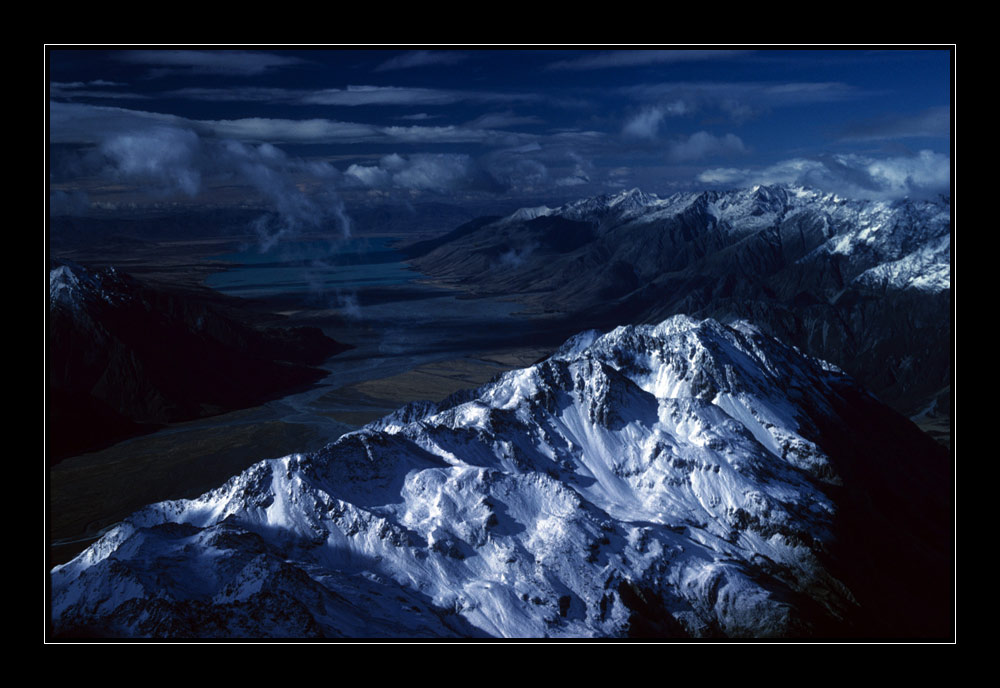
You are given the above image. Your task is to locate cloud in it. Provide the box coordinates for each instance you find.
[622,106,672,140]
[485,156,550,190]
[303,85,464,107]
[203,117,382,144]
[302,84,535,107]
[50,104,350,242]
[49,101,186,144]
[840,106,950,142]
[548,49,749,71]
[344,162,392,188]
[100,126,203,196]
[375,50,468,71]
[554,152,593,187]
[698,149,950,200]
[147,84,537,110]
[393,154,503,192]
[160,87,302,103]
[380,124,532,146]
[119,50,308,76]
[49,101,535,149]
[343,153,506,194]
[49,81,145,100]
[220,140,347,233]
[620,81,856,122]
[464,110,543,130]
[667,131,747,162]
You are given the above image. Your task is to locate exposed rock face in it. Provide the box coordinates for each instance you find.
[408,185,952,428]
[51,317,951,639]
[48,261,348,462]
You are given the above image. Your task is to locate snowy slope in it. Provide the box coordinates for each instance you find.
[49,261,133,311]
[410,185,952,425]
[50,316,950,639]
[476,184,951,294]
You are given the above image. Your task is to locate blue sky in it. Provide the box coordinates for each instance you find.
[48,47,952,220]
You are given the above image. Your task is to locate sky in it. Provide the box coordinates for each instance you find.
[48,47,953,228]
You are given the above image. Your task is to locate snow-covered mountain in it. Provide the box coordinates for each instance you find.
[408,184,952,429]
[50,316,951,639]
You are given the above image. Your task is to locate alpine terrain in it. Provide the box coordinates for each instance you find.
[50,316,951,639]
[407,184,952,440]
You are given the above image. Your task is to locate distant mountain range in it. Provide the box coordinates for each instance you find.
[406,185,952,438]
[51,316,951,639]
[47,261,348,462]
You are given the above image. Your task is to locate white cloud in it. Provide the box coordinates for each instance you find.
[344,163,392,188]
[204,117,381,144]
[341,153,505,194]
[622,101,693,139]
[698,150,951,200]
[50,104,350,241]
[622,107,667,140]
[100,126,202,196]
[49,102,529,148]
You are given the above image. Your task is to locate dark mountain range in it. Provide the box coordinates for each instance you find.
[407,185,952,439]
[47,261,349,463]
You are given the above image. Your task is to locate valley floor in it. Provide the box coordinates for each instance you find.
[48,235,570,565]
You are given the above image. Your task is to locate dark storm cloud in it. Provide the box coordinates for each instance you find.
[374,50,468,71]
[119,50,309,76]
[547,50,750,71]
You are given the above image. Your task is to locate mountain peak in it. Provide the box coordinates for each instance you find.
[51,315,950,638]
[49,261,130,310]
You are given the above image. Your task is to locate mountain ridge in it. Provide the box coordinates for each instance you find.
[48,260,349,463]
[407,183,952,431]
[51,315,951,639]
